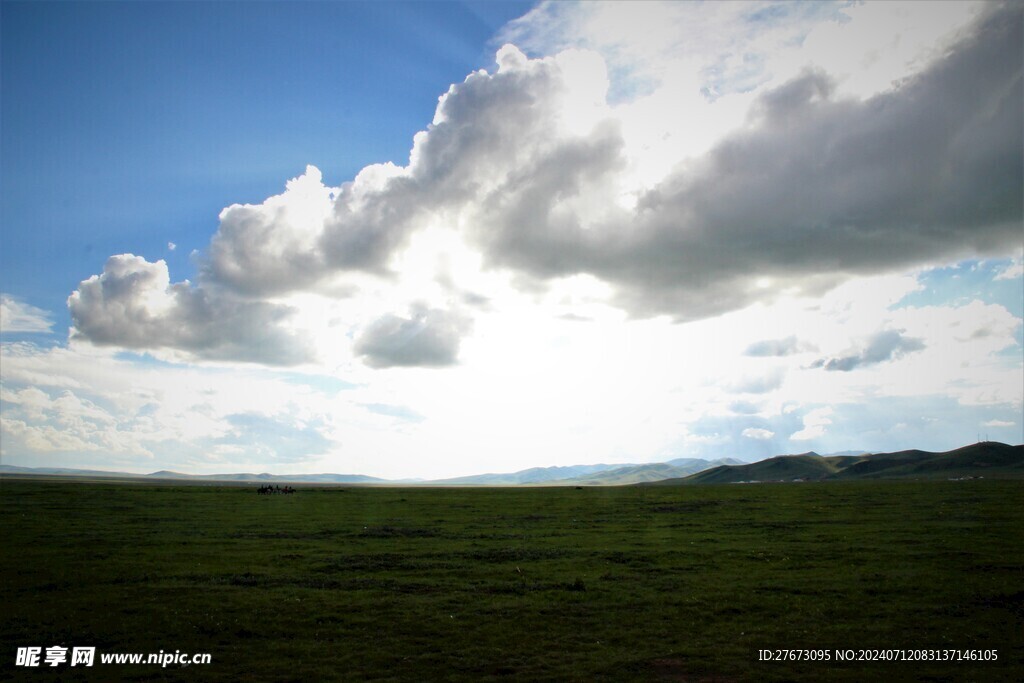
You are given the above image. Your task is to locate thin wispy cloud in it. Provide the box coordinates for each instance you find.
[0,295,54,334]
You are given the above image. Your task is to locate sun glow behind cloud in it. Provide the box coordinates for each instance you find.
[1,1,1021,478]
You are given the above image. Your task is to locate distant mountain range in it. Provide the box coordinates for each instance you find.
[2,443,1020,486]
[0,456,743,486]
[648,442,1024,485]
[429,457,744,486]
[0,464,387,484]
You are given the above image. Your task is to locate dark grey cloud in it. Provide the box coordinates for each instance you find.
[468,118,626,274]
[811,329,925,372]
[318,174,425,274]
[475,3,1023,320]
[353,304,471,369]
[68,254,313,365]
[744,335,815,357]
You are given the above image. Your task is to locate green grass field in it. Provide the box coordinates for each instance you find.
[1,479,1021,681]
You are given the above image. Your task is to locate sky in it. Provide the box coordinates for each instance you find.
[1,0,1021,479]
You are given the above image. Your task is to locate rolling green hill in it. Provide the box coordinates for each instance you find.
[651,442,1024,485]
[558,458,744,485]
[675,453,839,485]
[429,462,631,485]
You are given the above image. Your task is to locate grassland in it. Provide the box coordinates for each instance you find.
[1,479,1021,681]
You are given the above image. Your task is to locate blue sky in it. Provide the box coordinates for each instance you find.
[2,1,531,326]
[1,1,1021,478]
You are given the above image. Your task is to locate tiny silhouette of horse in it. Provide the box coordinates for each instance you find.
[257,484,295,495]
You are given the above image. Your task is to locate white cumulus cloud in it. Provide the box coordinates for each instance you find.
[64,3,1021,365]
[68,254,314,366]
[791,407,834,442]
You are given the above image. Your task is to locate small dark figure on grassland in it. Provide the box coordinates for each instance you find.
[257,484,295,494]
